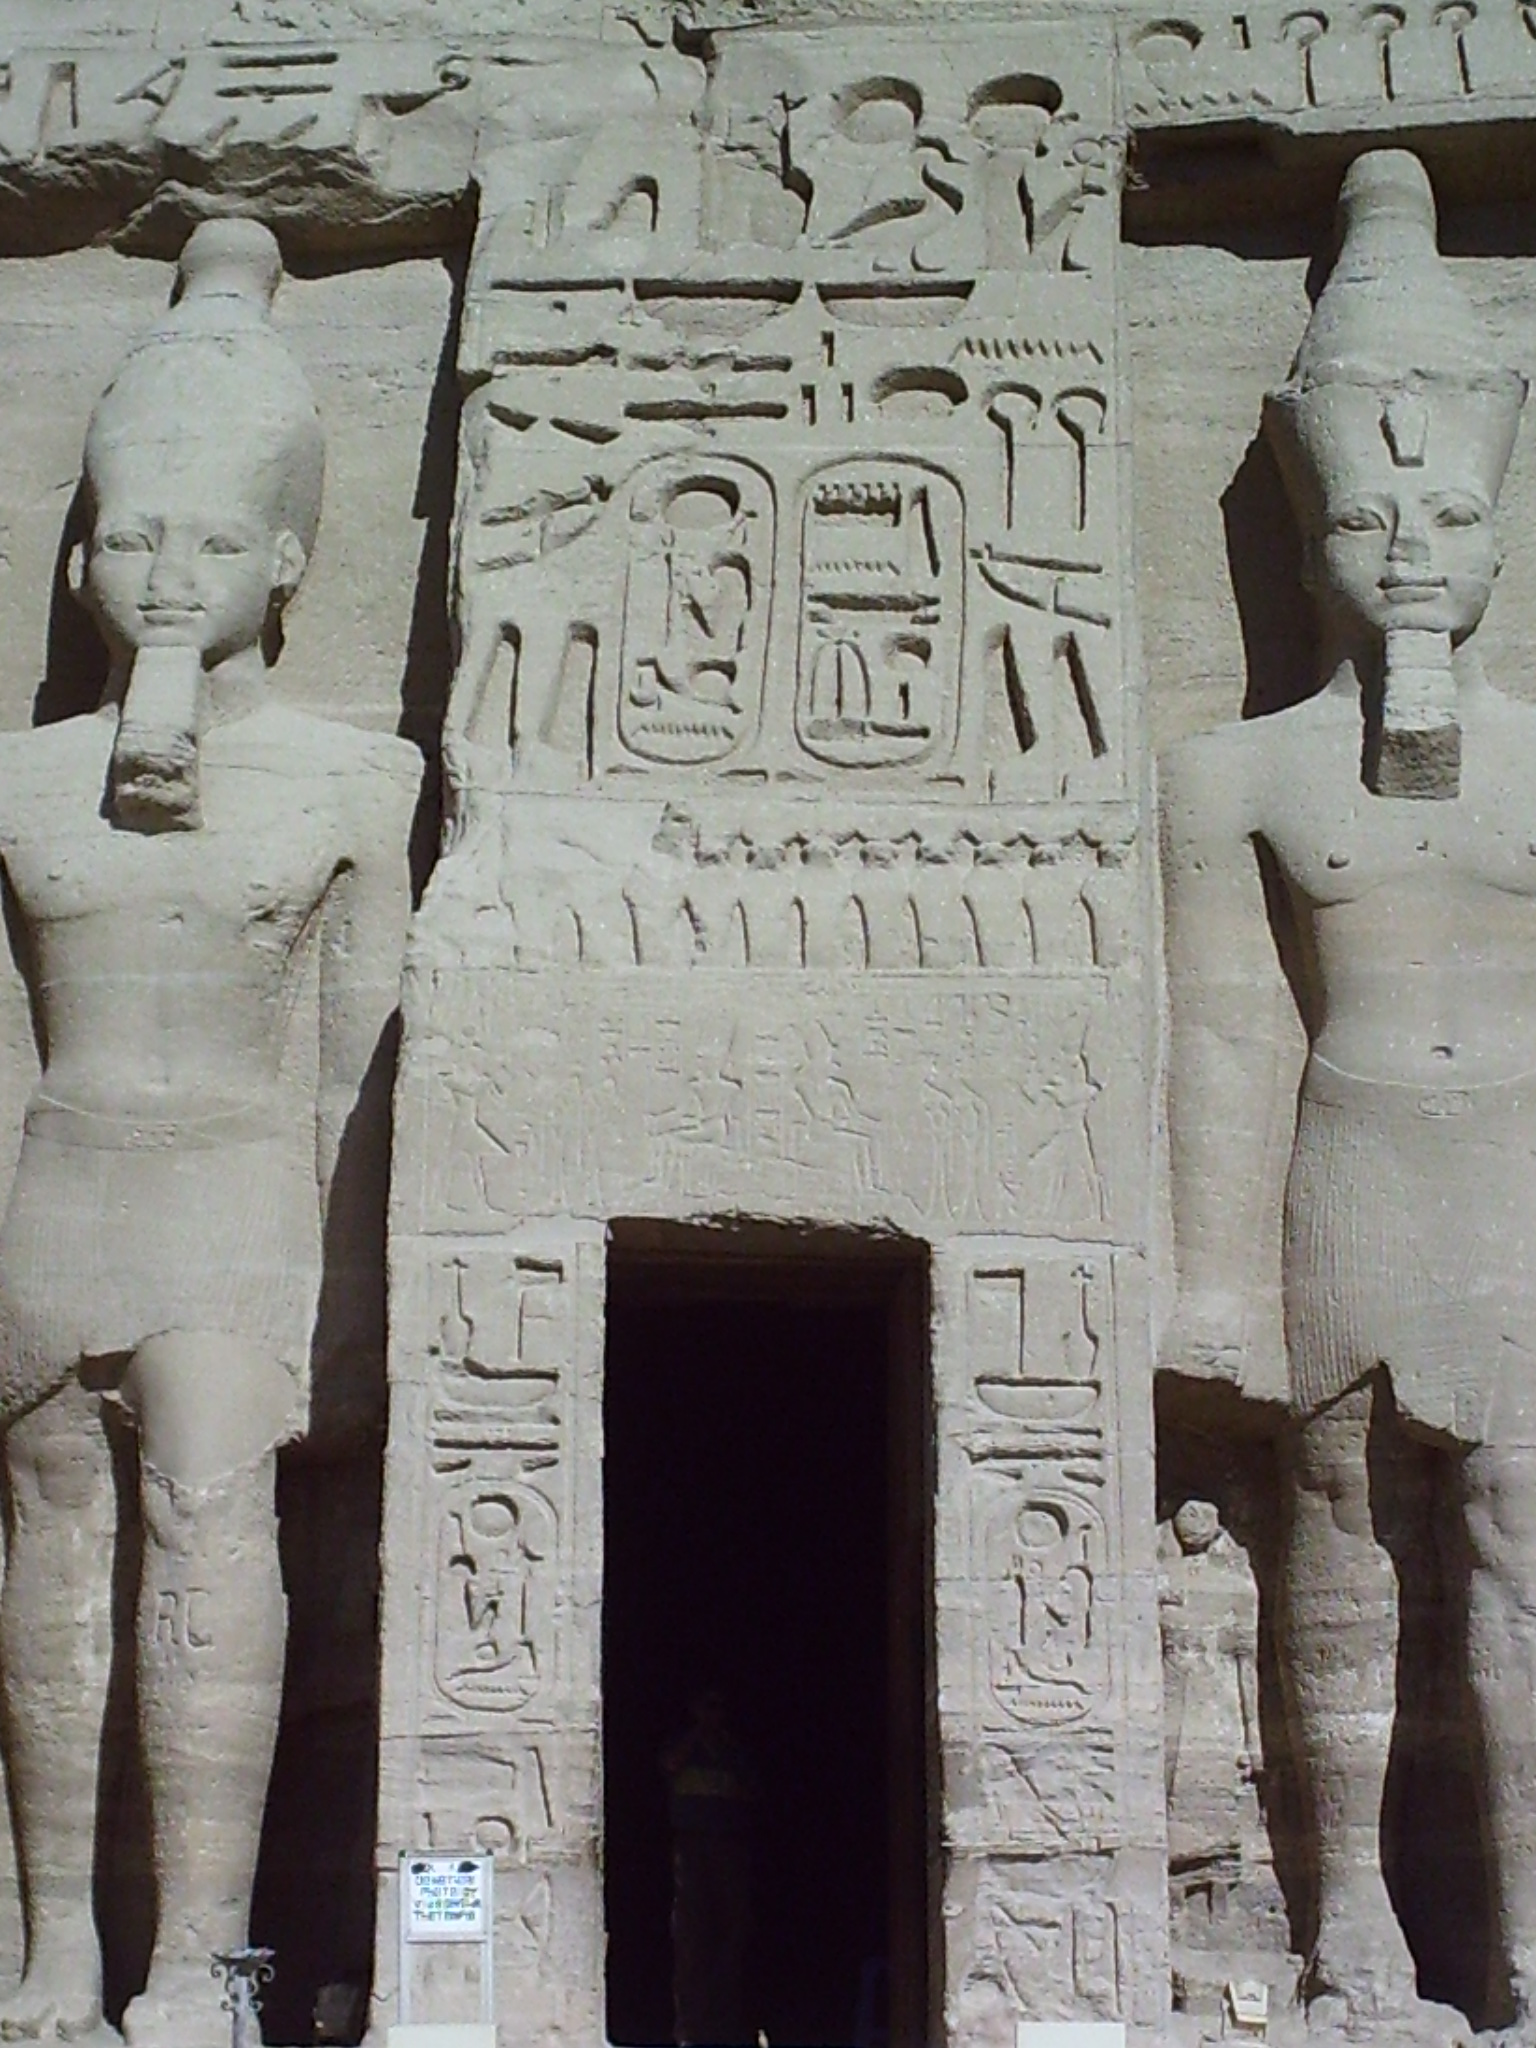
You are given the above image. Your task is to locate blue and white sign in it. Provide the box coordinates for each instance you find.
[403,1855,492,1944]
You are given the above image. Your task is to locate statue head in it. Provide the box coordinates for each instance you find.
[1263,150,1525,652]
[1172,1499,1221,1555]
[73,218,325,674]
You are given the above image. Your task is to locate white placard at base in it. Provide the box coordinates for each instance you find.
[398,1852,496,2028]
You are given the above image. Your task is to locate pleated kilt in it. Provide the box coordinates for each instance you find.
[0,1095,320,1424]
[1283,1056,1536,1445]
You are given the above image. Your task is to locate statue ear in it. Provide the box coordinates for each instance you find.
[66,540,88,606]
[271,530,308,604]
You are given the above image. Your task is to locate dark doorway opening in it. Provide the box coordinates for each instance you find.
[603,1236,934,2048]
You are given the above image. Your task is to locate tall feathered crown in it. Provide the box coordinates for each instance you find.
[1264,150,1526,517]
[83,218,324,553]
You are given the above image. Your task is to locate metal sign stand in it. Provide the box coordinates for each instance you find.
[211,1947,275,2048]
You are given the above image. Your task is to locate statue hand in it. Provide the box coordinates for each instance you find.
[1158,1291,1250,1381]
[441,732,511,858]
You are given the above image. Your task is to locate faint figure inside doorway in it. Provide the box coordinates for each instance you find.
[662,1686,758,2045]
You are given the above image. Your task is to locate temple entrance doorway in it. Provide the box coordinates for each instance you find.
[602,1234,934,2048]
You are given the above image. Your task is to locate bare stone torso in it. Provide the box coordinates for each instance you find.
[0,705,355,1126]
[1228,684,1536,1086]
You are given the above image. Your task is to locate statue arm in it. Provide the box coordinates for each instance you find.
[1236,1640,1262,1777]
[0,851,40,1202]
[1159,731,1296,1376]
[315,746,421,1353]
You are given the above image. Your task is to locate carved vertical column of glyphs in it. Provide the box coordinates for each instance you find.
[384,8,1163,2042]
[376,1225,605,2042]
[934,1243,1164,2039]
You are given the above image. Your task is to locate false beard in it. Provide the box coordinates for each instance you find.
[110,645,203,832]
[1365,625,1461,801]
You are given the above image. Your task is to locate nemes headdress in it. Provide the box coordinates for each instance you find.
[1264,149,1526,520]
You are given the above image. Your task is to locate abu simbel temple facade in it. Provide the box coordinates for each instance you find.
[6,1,1536,2046]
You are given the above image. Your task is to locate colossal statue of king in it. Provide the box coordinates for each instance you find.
[1163,149,1536,2042]
[0,219,419,2045]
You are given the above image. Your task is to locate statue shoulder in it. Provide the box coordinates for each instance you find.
[0,725,38,785]
[1162,711,1270,771]
[247,705,423,796]
[0,714,111,809]
[1477,684,1536,749]
[1160,715,1266,835]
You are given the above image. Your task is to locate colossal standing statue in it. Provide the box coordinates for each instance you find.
[1162,148,1536,2042]
[0,220,419,2045]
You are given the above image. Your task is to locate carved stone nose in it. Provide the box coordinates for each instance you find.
[1389,523,1430,560]
[144,546,197,601]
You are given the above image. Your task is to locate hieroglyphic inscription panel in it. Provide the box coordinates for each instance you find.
[0,34,479,246]
[426,1249,569,1720]
[399,972,1137,1237]
[443,19,1128,811]
[379,1230,605,2042]
[934,1244,1162,2034]
[962,1255,1117,1734]
[1120,0,1536,131]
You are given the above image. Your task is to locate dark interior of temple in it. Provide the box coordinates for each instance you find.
[603,1254,931,2048]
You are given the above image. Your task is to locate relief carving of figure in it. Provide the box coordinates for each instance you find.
[0,221,419,2044]
[1160,1500,1264,1873]
[1162,151,1536,2041]
[1159,1498,1289,2014]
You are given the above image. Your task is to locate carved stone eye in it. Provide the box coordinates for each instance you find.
[1332,507,1386,534]
[100,529,153,553]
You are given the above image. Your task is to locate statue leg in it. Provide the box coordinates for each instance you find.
[115,1332,295,2048]
[1462,1440,1536,2041]
[0,1380,116,2041]
[1282,1380,1424,2023]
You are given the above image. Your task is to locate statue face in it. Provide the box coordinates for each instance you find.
[1319,476,1499,645]
[1299,388,1506,647]
[1173,1500,1221,1554]
[79,458,304,668]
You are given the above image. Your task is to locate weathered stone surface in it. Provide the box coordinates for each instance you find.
[375,11,1168,2045]
[0,4,1529,2047]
